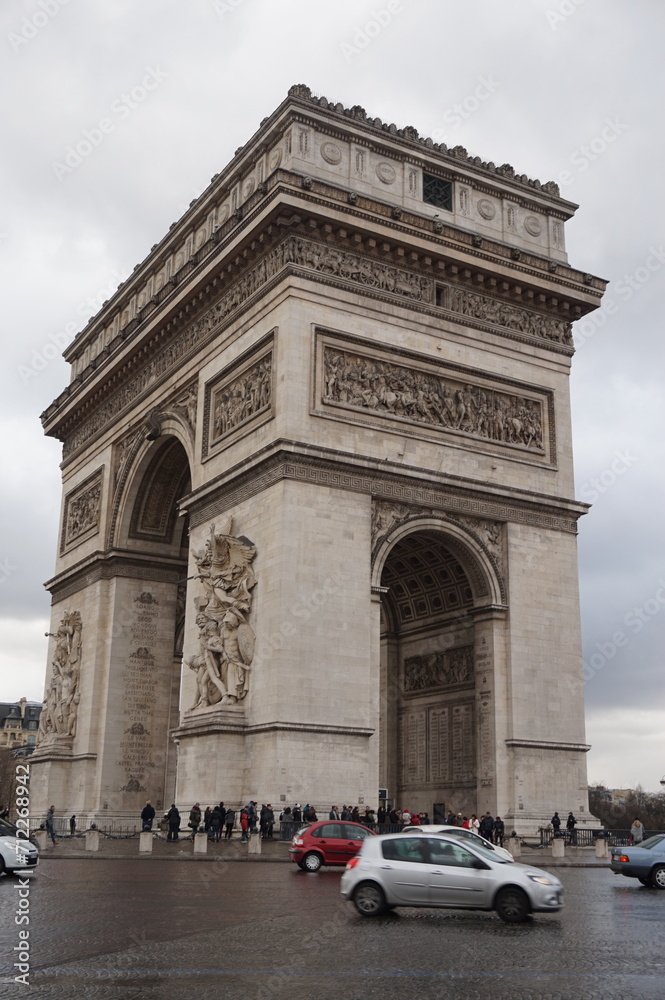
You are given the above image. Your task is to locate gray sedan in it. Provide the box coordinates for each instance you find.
[610,834,665,887]
[340,833,562,922]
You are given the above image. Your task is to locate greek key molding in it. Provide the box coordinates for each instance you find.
[185,449,581,535]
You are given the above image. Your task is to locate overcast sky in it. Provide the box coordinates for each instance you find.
[1,0,663,793]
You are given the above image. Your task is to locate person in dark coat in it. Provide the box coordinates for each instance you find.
[69,815,76,837]
[551,811,562,838]
[210,806,222,842]
[494,816,505,846]
[189,803,202,838]
[224,808,235,840]
[167,804,180,841]
[566,812,577,845]
[141,801,155,831]
[292,804,302,824]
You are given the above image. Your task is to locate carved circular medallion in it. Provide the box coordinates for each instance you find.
[217,205,230,226]
[477,198,496,220]
[524,215,543,237]
[269,148,283,172]
[243,178,256,198]
[320,141,342,165]
[376,161,397,185]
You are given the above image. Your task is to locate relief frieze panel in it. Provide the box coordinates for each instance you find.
[205,351,273,456]
[60,469,103,553]
[442,284,573,346]
[404,645,474,694]
[322,345,546,456]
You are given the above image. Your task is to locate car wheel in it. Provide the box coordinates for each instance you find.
[495,886,530,923]
[638,876,653,887]
[353,882,387,917]
[302,852,323,872]
[650,865,665,889]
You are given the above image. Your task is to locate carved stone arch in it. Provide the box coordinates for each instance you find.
[371,515,506,608]
[112,434,191,553]
[108,414,194,550]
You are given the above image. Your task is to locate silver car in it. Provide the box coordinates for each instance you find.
[400,824,514,862]
[340,833,562,922]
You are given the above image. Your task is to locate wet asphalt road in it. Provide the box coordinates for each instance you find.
[0,860,664,1000]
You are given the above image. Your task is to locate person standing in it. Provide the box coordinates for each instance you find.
[494,816,505,847]
[308,805,318,823]
[292,803,302,824]
[470,814,480,834]
[69,814,76,838]
[329,805,340,820]
[566,811,577,845]
[45,805,58,845]
[240,808,249,843]
[224,807,235,840]
[189,803,202,839]
[480,812,495,841]
[630,817,645,844]
[204,806,212,834]
[551,811,562,838]
[264,804,275,839]
[167,804,180,841]
[141,801,155,831]
[210,806,222,842]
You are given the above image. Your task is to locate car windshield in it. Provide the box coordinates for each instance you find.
[466,841,508,864]
[639,835,665,851]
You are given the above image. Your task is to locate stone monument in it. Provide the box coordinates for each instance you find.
[30,85,606,833]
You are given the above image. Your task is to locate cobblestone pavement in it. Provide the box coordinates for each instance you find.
[1,860,663,999]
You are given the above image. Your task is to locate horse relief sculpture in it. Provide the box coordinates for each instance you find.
[187,518,257,710]
[323,348,543,451]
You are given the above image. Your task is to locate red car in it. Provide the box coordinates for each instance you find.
[289,821,376,871]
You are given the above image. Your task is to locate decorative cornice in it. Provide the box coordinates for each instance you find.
[45,550,187,604]
[172,714,375,740]
[182,444,587,535]
[505,739,591,753]
[42,171,604,442]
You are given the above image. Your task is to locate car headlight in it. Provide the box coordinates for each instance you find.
[528,875,556,885]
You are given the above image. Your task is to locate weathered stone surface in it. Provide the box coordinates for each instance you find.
[31,88,605,834]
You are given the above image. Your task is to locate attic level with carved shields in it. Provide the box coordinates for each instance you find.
[31,85,606,834]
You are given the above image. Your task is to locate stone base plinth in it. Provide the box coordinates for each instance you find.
[552,837,565,858]
[248,834,261,855]
[193,832,208,854]
[506,837,521,858]
[85,830,100,852]
[139,831,153,853]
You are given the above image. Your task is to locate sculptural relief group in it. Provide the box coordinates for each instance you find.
[324,348,544,451]
[187,519,257,710]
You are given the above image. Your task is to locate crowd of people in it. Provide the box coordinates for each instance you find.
[141,800,277,843]
[140,800,509,844]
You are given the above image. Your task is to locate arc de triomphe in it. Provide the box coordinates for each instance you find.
[30,86,606,833]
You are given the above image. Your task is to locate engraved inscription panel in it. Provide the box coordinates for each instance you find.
[451,703,475,782]
[399,700,475,788]
[429,707,450,783]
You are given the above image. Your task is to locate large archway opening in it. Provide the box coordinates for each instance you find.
[379,529,480,820]
[111,433,192,815]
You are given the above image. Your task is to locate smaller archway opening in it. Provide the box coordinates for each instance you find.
[379,530,479,820]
